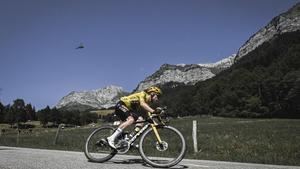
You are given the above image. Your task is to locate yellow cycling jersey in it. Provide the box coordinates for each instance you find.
[120,91,151,110]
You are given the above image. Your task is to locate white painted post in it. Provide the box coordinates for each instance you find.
[192,120,198,153]
[17,129,20,145]
[53,124,64,145]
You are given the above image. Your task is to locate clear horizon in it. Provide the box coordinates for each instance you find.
[0,0,299,110]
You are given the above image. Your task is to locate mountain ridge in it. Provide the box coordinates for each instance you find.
[235,2,300,61]
[56,85,128,111]
[135,54,236,91]
[56,55,236,111]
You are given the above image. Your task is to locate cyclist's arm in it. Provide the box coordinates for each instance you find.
[140,101,155,113]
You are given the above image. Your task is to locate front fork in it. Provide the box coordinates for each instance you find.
[151,124,162,143]
[148,112,162,143]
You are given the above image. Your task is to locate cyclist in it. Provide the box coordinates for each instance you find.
[106,86,162,149]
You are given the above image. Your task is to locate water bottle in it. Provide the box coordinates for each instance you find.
[129,126,141,138]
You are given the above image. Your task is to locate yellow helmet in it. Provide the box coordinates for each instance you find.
[145,86,162,95]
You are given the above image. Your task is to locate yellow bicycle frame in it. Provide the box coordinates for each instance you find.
[148,112,162,143]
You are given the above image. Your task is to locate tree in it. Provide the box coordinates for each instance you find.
[37,106,51,127]
[11,99,27,125]
[25,104,36,121]
[279,71,300,117]
[0,102,4,123]
[50,107,61,125]
[79,111,98,126]
[4,105,15,127]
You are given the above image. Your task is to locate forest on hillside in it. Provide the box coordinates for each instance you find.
[160,31,300,118]
[0,99,98,127]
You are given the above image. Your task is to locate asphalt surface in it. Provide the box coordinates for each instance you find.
[0,146,299,169]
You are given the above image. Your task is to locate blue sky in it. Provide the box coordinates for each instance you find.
[0,0,299,110]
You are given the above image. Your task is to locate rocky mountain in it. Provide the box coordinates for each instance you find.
[56,85,128,111]
[161,30,300,118]
[136,3,300,91]
[235,2,300,61]
[135,54,236,91]
[157,2,300,118]
[56,55,235,111]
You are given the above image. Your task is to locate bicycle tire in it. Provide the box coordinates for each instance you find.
[84,126,117,162]
[139,126,186,168]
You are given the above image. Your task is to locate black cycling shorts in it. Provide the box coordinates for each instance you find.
[115,101,139,121]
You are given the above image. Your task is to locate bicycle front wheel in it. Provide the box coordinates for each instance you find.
[139,126,186,168]
[84,126,117,162]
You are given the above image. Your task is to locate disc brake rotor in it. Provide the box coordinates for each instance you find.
[96,139,108,147]
[156,141,168,151]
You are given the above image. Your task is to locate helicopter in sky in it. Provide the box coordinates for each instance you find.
[76,43,84,49]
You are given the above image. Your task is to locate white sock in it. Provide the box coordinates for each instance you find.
[107,128,123,141]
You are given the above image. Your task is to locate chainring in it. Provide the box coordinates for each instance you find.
[116,140,130,154]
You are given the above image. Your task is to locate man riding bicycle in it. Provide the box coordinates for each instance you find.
[107,86,162,149]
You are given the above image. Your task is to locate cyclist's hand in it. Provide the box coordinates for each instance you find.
[153,107,163,114]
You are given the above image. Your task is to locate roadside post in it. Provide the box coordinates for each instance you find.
[54,124,64,145]
[17,129,21,145]
[192,120,198,153]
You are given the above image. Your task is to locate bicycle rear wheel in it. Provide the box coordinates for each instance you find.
[139,126,186,168]
[84,126,117,162]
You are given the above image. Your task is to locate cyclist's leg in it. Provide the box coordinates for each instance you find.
[115,102,138,129]
[128,116,144,137]
[119,116,135,129]
[107,102,135,148]
[135,116,144,128]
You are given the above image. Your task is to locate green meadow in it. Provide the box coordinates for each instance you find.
[0,117,299,166]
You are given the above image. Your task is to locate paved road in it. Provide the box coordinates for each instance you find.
[0,146,299,169]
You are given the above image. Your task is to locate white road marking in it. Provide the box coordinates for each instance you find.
[185,163,210,168]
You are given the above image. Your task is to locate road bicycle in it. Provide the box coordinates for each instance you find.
[84,108,186,168]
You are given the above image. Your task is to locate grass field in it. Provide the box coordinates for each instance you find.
[0,117,299,166]
[91,109,114,117]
